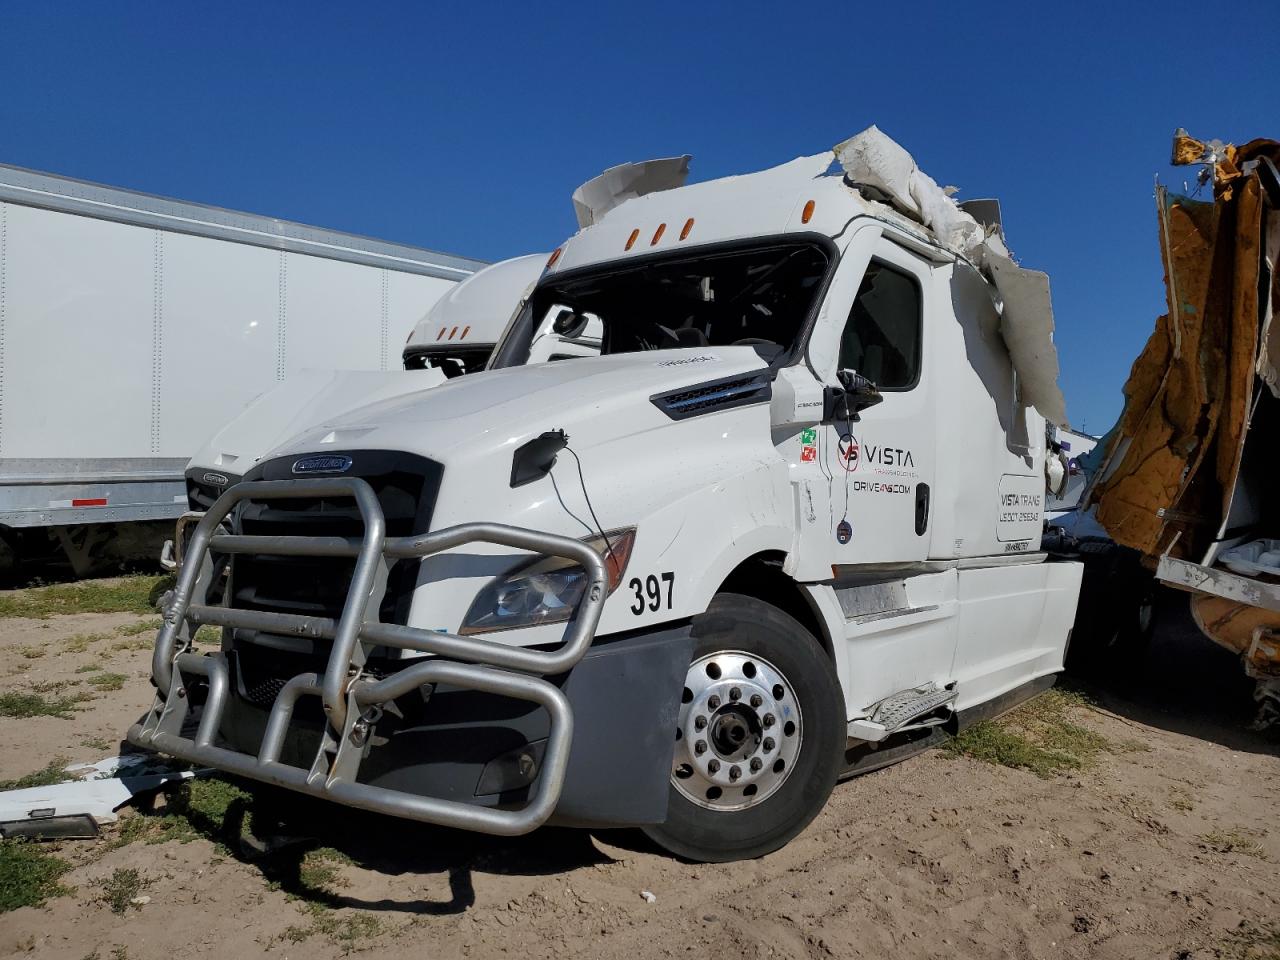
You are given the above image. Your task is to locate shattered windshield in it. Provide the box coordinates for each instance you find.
[491,238,833,368]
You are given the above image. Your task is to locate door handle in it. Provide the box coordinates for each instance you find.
[915,483,930,536]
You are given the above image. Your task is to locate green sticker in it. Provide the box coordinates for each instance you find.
[800,427,817,444]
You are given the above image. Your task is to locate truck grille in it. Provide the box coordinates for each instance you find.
[186,470,242,512]
[227,450,443,625]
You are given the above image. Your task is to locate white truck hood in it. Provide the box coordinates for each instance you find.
[189,368,446,476]
[261,349,770,464]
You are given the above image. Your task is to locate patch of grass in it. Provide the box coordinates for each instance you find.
[116,618,163,637]
[282,901,385,947]
[111,618,164,652]
[1201,827,1267,859]
[1221,920,1280,960]
[298,847,352,897]
[112,776,254,850]
[1169,788,1195,812]
[0,839,72,912]
[0,757,70,791]
[0,575,171,621]
[64,632,111,654]
[80,736,115,752]
[192,625,221,647]
[111,637,155,653]
[75,664,103,674]
[95,867,151,914]
[18,646,45,659]
[944,688,1116,778]
[0,690,91,719]
[85,672,129,692]
[32,679,77,694]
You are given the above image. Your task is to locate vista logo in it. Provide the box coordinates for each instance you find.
[292,455,353,475]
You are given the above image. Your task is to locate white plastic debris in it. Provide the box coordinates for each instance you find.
[640,890,657,903]
[834,126,984,259]
[836,125,1069,426]
[0,753,202,838]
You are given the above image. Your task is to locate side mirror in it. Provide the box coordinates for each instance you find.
[551,309,590,340]
[823,369,883,423]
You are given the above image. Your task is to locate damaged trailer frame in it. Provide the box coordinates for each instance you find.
[1088,132,1280,722]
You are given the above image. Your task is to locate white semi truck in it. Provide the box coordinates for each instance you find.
[0,162,483,572]
[131,128,1083,862]
[176,253,594,541]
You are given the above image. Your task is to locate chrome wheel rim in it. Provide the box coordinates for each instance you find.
[670,650,802,811]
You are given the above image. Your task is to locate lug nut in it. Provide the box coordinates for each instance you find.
[750,757,763,772]
[694,715,707,730]
[708,695,721,710]
[763,713,776,728]
[694,740,707,755]
[763,737,775,752]
[729,765,741,781]
[750,694,763,708]
[707,759,720,774]
[729,687,741,701]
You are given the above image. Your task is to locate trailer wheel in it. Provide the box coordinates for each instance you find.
[643,593,844,862]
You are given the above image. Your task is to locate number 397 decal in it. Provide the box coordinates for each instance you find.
[629,572,674,614]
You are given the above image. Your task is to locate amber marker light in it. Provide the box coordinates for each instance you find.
[651,222,666,245]
[625,228,640,251]
[801,200,816,224]
[546,248,562,268]
[679,218,695,240]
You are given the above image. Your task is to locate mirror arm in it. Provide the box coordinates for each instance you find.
[822,369,883,424]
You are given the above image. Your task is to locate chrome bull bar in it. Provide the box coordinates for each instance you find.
[128,477,608,836]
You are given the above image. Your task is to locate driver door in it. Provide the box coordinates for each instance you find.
[792,227,937,568]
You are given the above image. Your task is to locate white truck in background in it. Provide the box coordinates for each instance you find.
[177,254,600,535]
[0,162,484,573]
[133,128,1083,862]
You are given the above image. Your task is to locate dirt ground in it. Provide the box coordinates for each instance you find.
[1,589,1277,960]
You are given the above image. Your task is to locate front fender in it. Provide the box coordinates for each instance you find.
[592,458,796,635]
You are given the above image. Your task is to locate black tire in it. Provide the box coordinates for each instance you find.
[642,593,845,862]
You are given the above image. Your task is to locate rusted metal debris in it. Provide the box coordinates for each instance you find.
[1089,131,1280,714]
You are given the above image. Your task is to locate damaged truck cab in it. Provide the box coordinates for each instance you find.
[131,130,1083,862]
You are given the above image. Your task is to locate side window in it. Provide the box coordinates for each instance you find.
[837,261,922,391]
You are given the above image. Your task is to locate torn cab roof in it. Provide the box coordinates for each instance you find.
[558,126,1068,426]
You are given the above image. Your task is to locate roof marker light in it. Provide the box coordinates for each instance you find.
[449,326,459,340]
[546,248,562,268]
[679,218,694,240]
[436,328,446,341]
[801,200,816,224]
[625,228,640,251]
[651,223,666,246]
[462,325,470,339]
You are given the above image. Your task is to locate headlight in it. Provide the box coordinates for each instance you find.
[459,529,635,635]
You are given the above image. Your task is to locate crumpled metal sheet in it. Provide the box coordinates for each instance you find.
[1090,134,1280,560]
[571,156,691,229]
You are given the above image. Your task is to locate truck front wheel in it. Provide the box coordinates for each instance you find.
[643,593,845,862]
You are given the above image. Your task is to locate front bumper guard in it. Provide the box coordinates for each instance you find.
[128,477,607,837]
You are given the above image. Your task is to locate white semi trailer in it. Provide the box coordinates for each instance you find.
[0,162,483,572]
[132,128,1083,862]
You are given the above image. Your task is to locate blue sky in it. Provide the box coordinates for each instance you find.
[3,1,1275,434]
